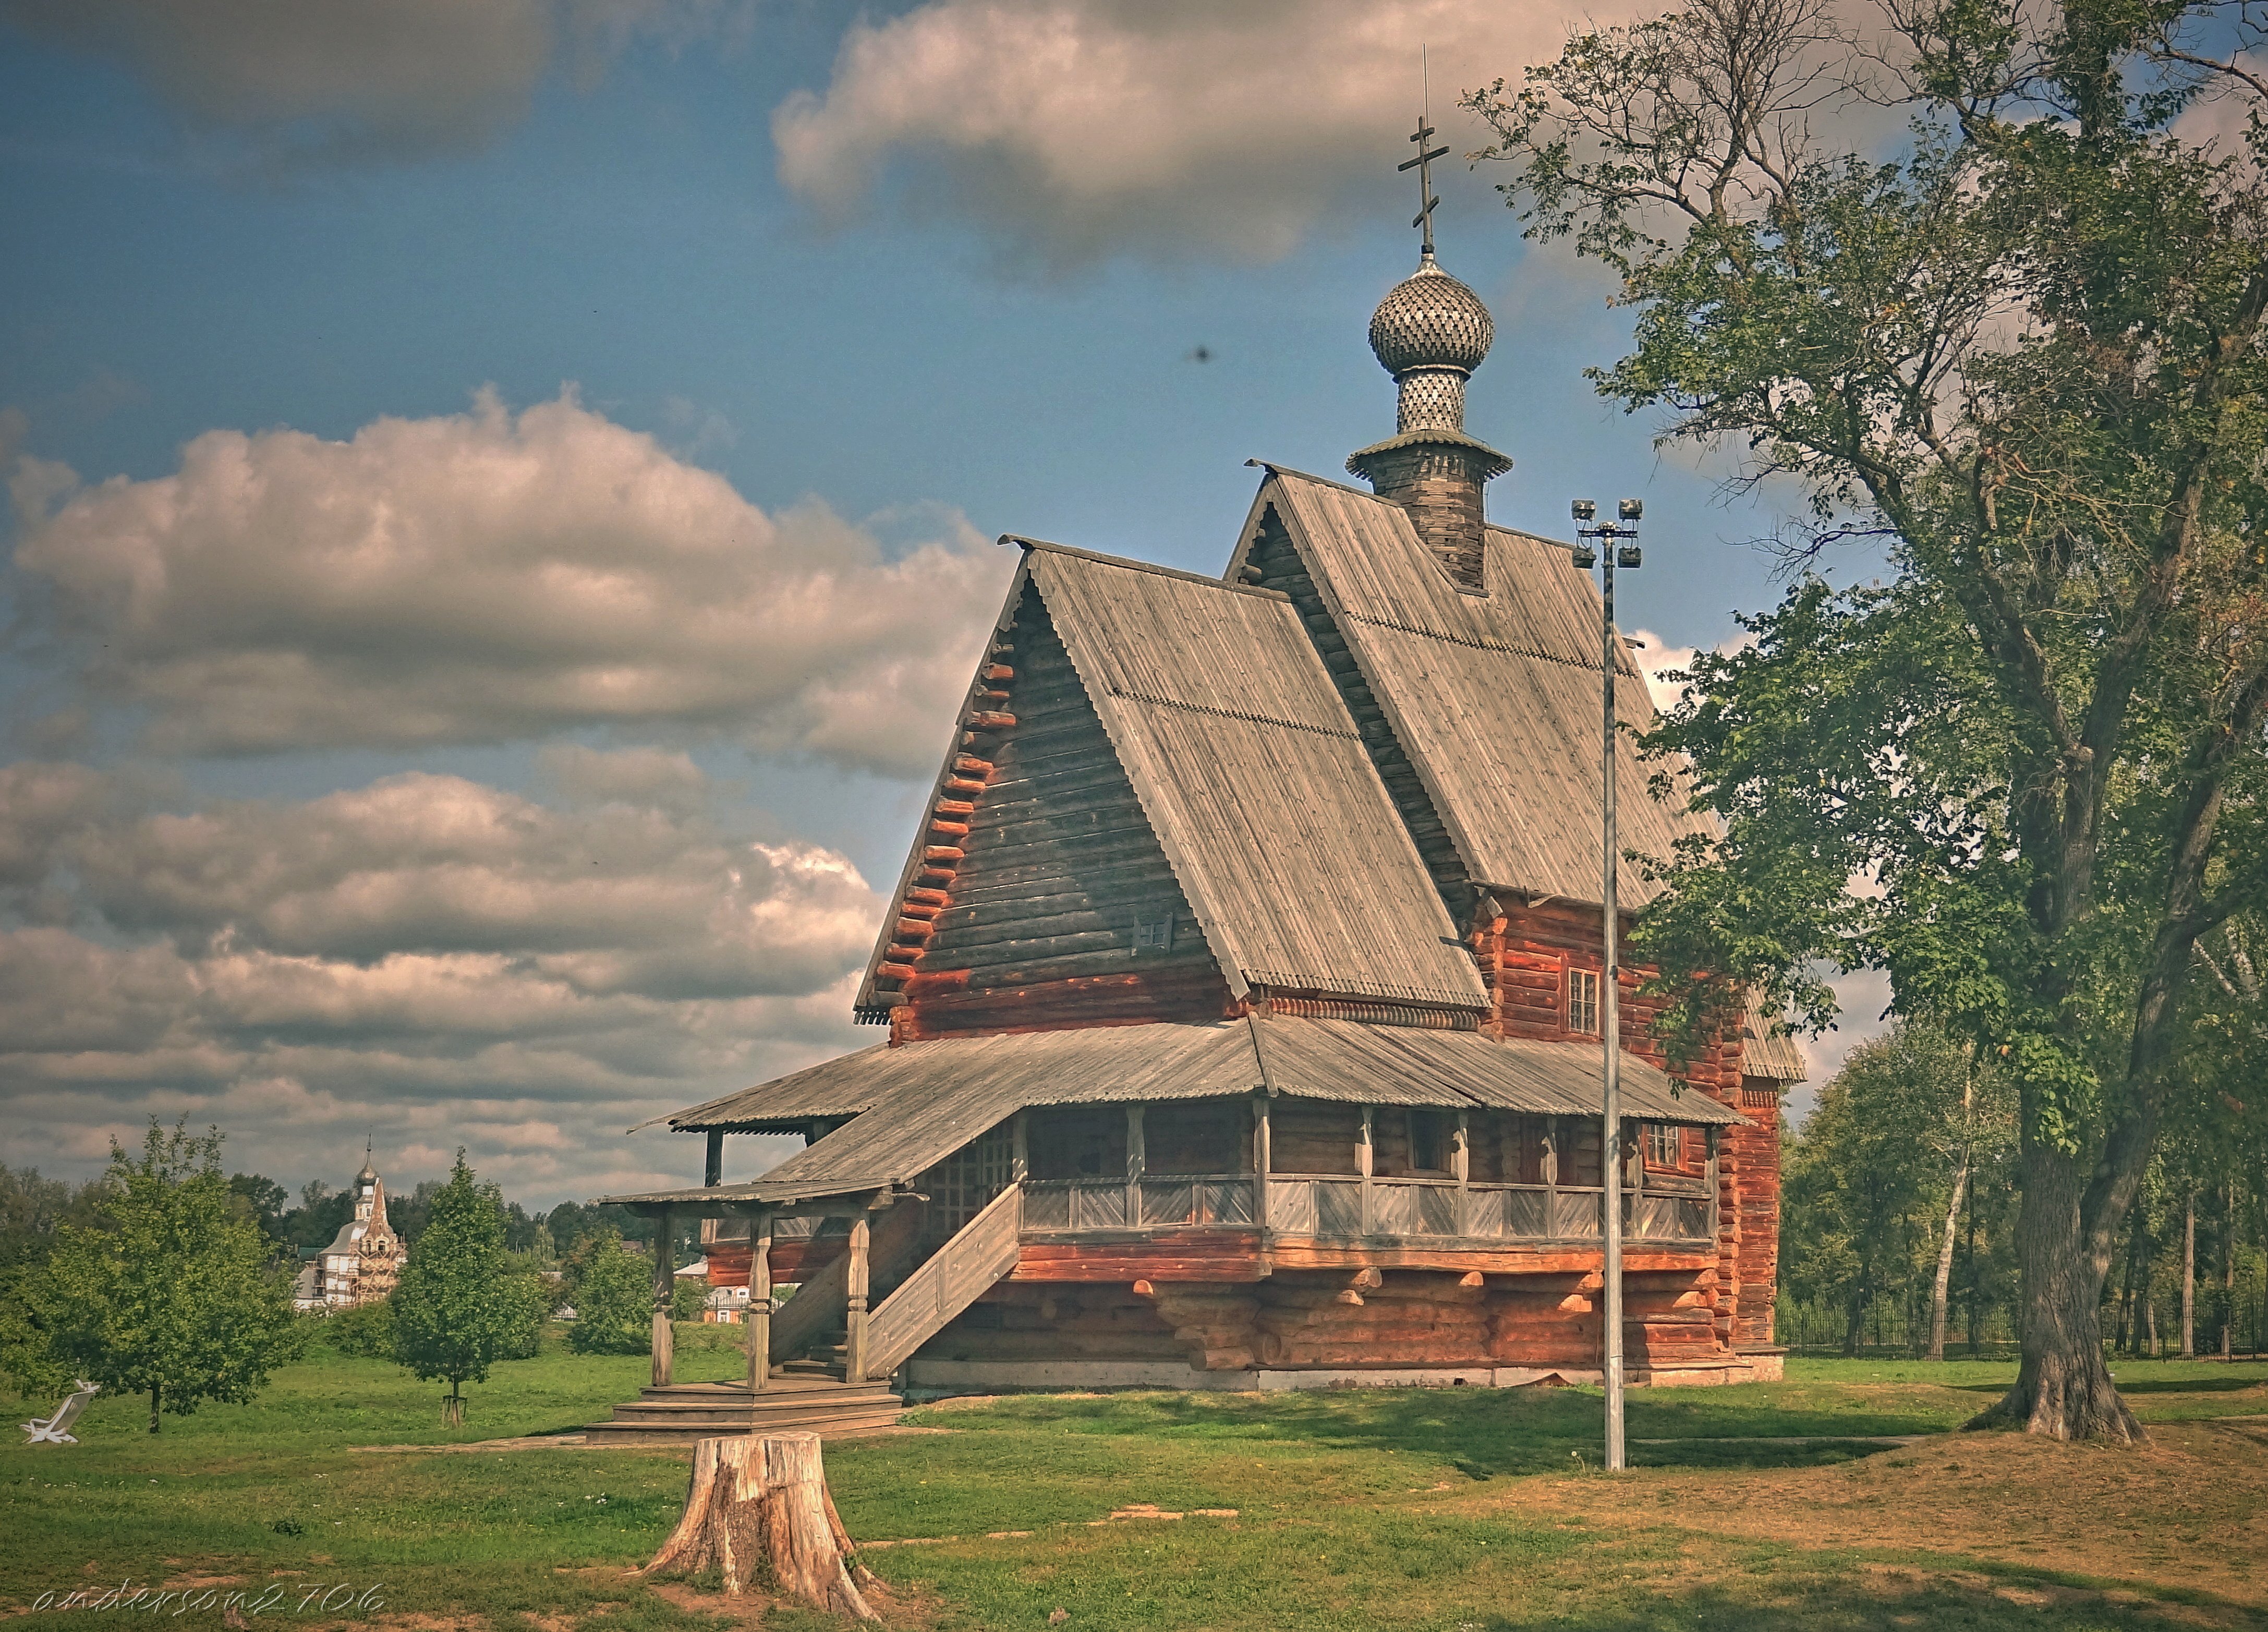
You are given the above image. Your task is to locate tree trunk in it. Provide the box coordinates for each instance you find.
[148,1382,160,1435]
[2145,1283,2160,1357]
[444,1383,465,1428]
[2223,1187,2236,1359]
[640,1433,880,1621]
[1928,1151,1969,1361]
[1969,1137,2143,1441]
[1842,1284,1865,1357]
[2181,1194,2196,1359]
[1965,1186,1981,1355]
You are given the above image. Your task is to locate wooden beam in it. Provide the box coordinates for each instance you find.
[651,1205,675,1389]
[748,1208,772,1392]
[1011,1110,1029,1184]
[704,1129,724,1188]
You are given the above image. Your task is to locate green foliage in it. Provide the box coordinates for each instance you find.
[567,1230,654,1355]
[4,1122,302,1431]
[1781,1023,2018,1352]
[322,1298,396,1359]
[226,1174,289,1241]
[669,1273,707,1323]
[1470,0,2268,1429]
[389,1151,548,1421]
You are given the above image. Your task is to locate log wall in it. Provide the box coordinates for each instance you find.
[888,580,1236,1039]
[914,1264,1735,1376]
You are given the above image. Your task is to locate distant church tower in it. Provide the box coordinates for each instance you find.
[312,1145,407,1310]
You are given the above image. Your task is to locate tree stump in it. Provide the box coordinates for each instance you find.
[638,1432,880,1620]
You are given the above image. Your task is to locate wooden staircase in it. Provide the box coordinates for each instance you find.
[583,1374,905,1443]
[585,1186,1025,1444]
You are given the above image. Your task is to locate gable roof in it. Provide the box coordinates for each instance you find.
[1232,467,1715,912]
[608,1016,1741,1206]
[852,540,1488,1017]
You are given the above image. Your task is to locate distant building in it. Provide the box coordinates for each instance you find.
[302,1156,407,1311]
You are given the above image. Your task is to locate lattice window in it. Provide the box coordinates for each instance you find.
[924,1124,1014,1240]
[1646,1123,1681,1168]
[1568,968,1600,1036]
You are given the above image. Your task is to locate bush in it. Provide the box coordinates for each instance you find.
[671,1275,707,1323]
[325,1300,395,1358]
[567,1232,652,1356]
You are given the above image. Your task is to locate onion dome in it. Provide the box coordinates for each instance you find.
[1368,253,1494,377]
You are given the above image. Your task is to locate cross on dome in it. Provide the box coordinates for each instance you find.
[1398,113,1450,264]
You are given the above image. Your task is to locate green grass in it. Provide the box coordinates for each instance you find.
[6,1344,2262,1632]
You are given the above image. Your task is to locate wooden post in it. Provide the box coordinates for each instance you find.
[1010,1110,1029,1183]
[638,1432,881,1618]
[1357,1106,1375,1237]
[1125,1104,1146,1227]
[651,1206,675,1389]
[747,1209,772,1392]
[1705,1126,1720,1241]
[844,1213,871,1382]
[1453,1110,1470,1238]
[1252,1093,1272,1232]
[704,1128,724,1187]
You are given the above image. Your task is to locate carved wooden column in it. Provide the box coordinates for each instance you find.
[843,1214,871,1383]
[651,1205,675,1388]
[1010,1111,1029,1183]
[1452,1110,1470,1237]
[747,1208,773,1392]
[1357,1107,1375,1237]
[1251,1093,1272,1232]
[1124,1104,1146,1226]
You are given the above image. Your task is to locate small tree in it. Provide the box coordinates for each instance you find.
[567,1230,653,1356]
[389,1152,545,1425]
[18,1123,300,1433]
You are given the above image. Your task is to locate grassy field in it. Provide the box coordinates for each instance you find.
[5,1335,2262,1632]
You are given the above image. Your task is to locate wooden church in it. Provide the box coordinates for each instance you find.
[591,204,1802,1440]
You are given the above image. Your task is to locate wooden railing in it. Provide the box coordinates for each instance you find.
[1021,1175,1255,1232]
[863,1185,1023,1380]
[1016,1174,1713,1247]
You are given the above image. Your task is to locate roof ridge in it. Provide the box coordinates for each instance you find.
[1004,535,1291,601]
[1104,683,1361,741]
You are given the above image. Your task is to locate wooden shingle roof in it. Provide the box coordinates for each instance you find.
[612,1016,1739,1205]
[1235,467,1716,912]
[851,541,1488,1017]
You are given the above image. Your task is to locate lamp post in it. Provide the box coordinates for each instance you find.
[1571,496,1642,1472]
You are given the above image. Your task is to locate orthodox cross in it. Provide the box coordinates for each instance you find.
[1398,113,1450,259]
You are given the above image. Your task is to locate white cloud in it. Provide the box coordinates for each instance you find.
[1628,627,1757,715]
[771,0,1619,264]
[11,389,1011,778]
[0,760,877,1201]
[0,0,743,165]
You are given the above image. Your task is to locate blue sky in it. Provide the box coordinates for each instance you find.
[1,0,1861,1205]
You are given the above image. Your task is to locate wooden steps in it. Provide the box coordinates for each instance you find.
[584,1376,904,1443]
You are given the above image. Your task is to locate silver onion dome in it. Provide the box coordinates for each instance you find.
[1368,255,1494,377]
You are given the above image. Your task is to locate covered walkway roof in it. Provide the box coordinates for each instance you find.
[604,1017,1743,1211]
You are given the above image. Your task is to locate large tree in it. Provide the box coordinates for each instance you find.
[13,1124,301,1433]
[1472,0,2268,1438]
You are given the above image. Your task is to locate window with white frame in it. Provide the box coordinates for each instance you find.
[1568,968,1600,1035]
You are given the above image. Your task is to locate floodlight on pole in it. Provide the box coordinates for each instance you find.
[1570,491,1646,1474]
